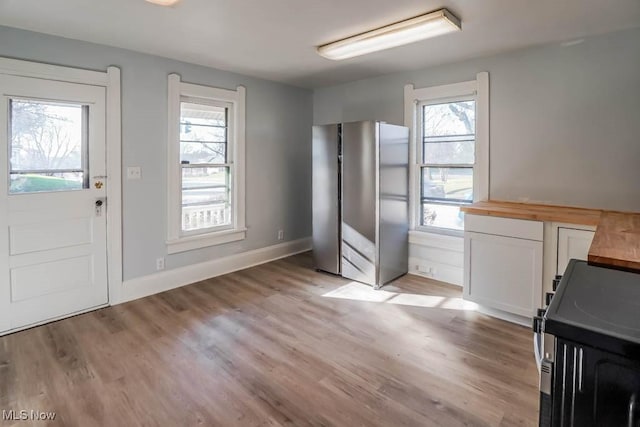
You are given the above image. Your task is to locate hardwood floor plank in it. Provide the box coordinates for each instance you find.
[0,252,538,426]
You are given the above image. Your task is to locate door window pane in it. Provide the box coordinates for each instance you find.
[9,99,88,193]
[181,166,231,231]
[10,172,84,193]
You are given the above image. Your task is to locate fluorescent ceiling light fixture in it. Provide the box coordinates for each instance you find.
[145,0,181,6]
[317,8,461,60]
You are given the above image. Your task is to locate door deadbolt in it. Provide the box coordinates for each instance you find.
[95,199,105,217]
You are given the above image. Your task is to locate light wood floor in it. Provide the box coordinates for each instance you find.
[0,253,539,426]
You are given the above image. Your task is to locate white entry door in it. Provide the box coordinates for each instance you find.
[0,74,108,333]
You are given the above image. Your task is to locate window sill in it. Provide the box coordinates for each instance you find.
[166,228,247,254]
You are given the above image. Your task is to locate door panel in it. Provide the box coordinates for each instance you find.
[10,255,92,302]
[0,74,108,333]
[10,217,92,255]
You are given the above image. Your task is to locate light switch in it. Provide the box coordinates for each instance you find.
[127,166,142,180]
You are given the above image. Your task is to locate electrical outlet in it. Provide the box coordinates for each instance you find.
[127,166,142,180]
[417,264,435,276]
[277,229,284,240]
[156,257,165,271]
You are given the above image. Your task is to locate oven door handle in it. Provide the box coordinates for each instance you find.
[630,393,638,427]
[577,347,584,392]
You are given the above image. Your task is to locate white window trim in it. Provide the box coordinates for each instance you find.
[404,72,489,236]
[166,74,246,254]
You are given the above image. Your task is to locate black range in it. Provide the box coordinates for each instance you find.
[545,259,640,359]
[539,259,640,427]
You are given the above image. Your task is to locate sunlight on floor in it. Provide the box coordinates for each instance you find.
[322,282,479,311]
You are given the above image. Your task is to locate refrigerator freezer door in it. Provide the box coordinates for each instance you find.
[378,123,409,285]
[341,121,378,286]
[312,124,341,274]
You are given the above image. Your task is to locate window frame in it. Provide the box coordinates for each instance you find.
[179,96,233,236]
[166,74,246,254]
[404,72,489,237]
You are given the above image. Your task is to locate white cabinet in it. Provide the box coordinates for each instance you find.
[542,224,596,298]
[557,227,595,275]
[463,213,597,325]
[464,215,543,321]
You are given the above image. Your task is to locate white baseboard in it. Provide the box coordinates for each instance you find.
[120,237,311,304]
[408,257,464,287]
[475,305,531,327]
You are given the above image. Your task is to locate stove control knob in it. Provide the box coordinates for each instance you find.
[545,292,554,306]
[537,308,546,317]
[552,278,562,291]
[533,316,543,333]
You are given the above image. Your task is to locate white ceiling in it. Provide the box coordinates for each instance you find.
[1,0,639,88]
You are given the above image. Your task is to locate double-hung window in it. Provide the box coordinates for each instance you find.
[405,72,489,235]
[180,100,231,231]
[419,98,476,231]
[167,74,246,253]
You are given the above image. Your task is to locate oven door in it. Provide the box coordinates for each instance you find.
[553,338,640,427]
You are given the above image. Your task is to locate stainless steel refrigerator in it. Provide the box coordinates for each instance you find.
[312,121,409,289]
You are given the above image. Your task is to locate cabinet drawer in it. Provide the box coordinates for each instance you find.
[465,214,543,241]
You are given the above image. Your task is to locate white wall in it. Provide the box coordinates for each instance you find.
[0,25,313,281]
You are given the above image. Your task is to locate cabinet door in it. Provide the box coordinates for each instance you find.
[464,232,543,317]
[557,228,595,275]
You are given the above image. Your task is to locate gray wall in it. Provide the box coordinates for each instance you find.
[0,25,313,281]
[314,27,640,212]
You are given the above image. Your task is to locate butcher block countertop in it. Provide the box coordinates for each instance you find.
[588,212,640,272]
[461,201,640,272]
[460,200,603,226]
